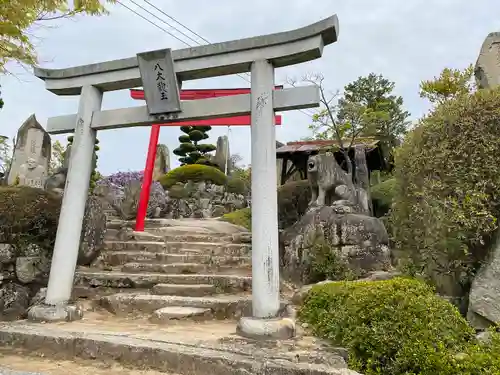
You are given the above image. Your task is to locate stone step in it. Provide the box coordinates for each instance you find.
[152,283,217,297]
[105,229,165,243]
[121,262,251,275]
[75,270,251,293]
[99,292,253,319]
[0,323,349,375]
[149,306,212,323]
[104,240,251,256]
[97,251,251,267]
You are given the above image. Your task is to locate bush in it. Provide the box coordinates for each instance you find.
[299,277,475,375]
[390,88,500,296]
[371,177,396,217]
[0,186,61,252]
[221,207,251,230]
[277,180,311,229]
[226,176,248,195]
[159,164,227,189]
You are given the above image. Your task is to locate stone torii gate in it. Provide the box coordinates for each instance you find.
[30,15,339,333]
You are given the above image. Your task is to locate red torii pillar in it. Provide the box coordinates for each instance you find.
[131,86,284,232]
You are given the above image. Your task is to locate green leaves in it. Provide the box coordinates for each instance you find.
[419,64,476,105]
[175,125,217,166]
[1,0,114,72]
[391,87,500,297]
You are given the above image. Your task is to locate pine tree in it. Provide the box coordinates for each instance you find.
[173,126,217,165]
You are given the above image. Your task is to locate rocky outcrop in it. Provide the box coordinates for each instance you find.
[280,205,391,285]
[166,181,248,219]
[475,32,500,89]
[78,195,107,266]
[468,230,500,329]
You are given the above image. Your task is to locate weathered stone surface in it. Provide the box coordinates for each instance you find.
[468,230,500,329]
[15,256,50,284]
[75,270,252,292]
[7,115,51,188]
[213,135,230,172]
[475,32,500,89]
[27,303,83,323]
[0,244,15,264]
[0,283,30,320]
[100,293,253,318]
[149,306,211,323]
[152,283,217,297]
[281,206,391,284]
[0,322,360,375]
[78,195,107,266]
[237,316,296,340]
[153,144,170,181]
[166,182,247,219]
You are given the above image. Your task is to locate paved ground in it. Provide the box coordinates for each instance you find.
[0,349,180,375]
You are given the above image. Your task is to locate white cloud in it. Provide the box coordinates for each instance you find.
[0,0,498,174]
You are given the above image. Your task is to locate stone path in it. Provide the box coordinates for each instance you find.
[77,217,256,323]
[0,218,357,375]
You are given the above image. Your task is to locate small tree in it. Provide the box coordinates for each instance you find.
[173,125,216,166]
[419,64,476,106]
[49,140,65,173]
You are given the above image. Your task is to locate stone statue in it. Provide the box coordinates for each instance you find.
[18,157,46,188]
[307,152,356,208]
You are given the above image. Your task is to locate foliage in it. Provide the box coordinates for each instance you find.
[221,207,251,230]
[230,166,251,191]
[0,0,114,72]
[294,73,410,174]
[225,176,248,195]
[96,170,166,220]
[371,177,396,218]
[419,64,476,105]
[277,180,311,229]
[0,135,12,175]
[308,238,355,282]
[49,140,65,173]
[299,277,475,375]
[0,186,61,251]
[173,126,216,166]
[159,164,227,189]
[167,182,189,199]
[66,135,100,191]
[390,87,500,296]
[0,83,3,109]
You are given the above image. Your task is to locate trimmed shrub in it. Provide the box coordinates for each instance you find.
[159,164,227,189]
[221,207,251,230]
[390,88,500,296]
[299,277,475,375]
[226,176,248,195]
[0,186,61,252]
[371,177,396,217]
[277,180,311,229]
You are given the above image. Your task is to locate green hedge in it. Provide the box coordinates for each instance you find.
[300,278,478,375]
[390,88,500,296]
[159,164,228,189]
[0,186,61,252]
[220,207,251,230]
[226,176,248,195]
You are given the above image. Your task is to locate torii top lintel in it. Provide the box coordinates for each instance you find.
[33,15,339,96]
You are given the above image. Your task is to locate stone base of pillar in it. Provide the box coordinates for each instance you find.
[27,303,83,323]
[236,316,296,340]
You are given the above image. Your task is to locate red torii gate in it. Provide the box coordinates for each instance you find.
[130,86,284,231]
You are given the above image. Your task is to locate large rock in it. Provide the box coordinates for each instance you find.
[475,32,500,89]
[0,282,31,320]
[468,230,500,329]
[78,195,107,266]
[280,205,391,285]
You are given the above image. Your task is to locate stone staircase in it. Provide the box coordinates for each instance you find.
[75,217,257,323]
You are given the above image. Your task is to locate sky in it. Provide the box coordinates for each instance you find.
[1,0,499,175]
